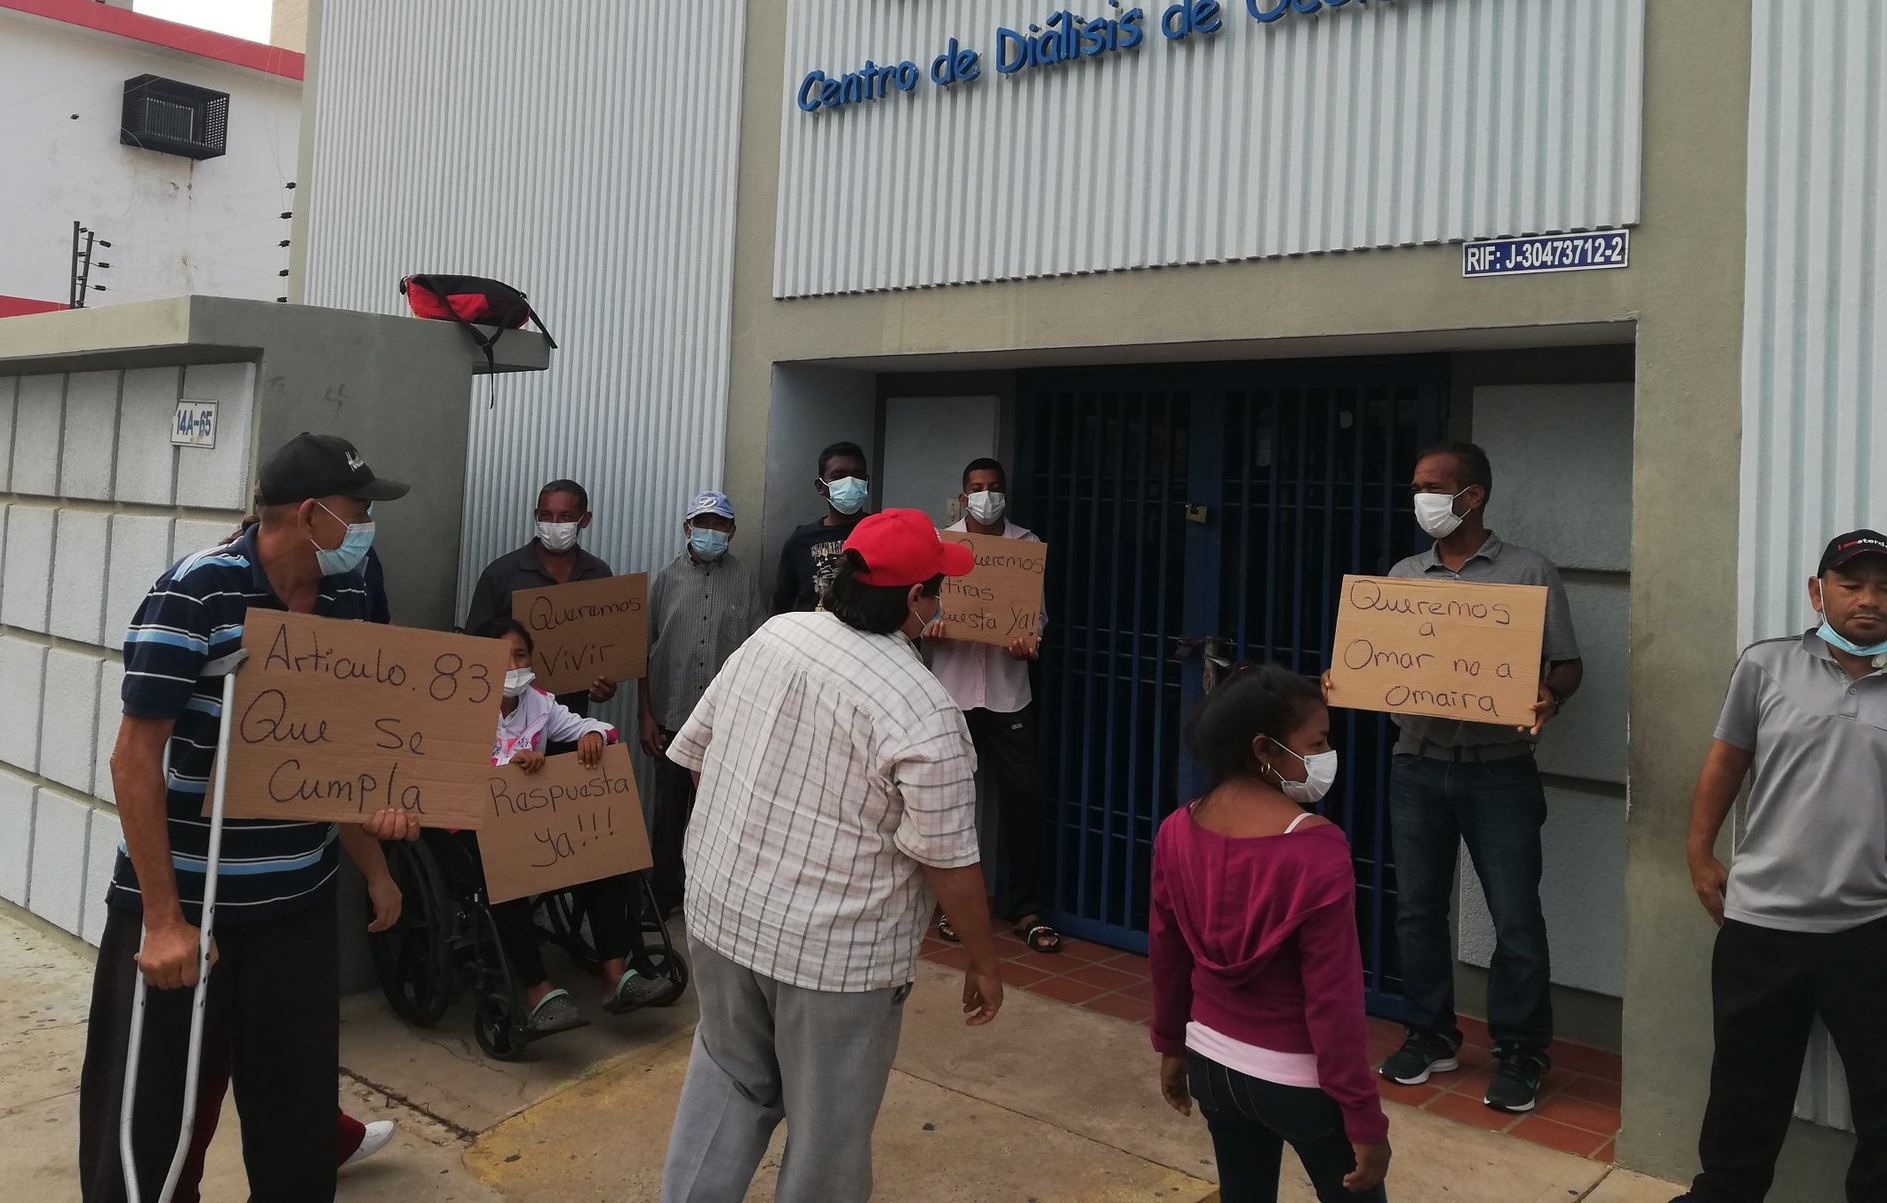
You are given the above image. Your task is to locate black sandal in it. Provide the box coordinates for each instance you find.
[936,914,960,943]
[1015,920,1062,954]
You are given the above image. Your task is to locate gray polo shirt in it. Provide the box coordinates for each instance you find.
[1387,532,1580,754]
[1715,631,1887,934]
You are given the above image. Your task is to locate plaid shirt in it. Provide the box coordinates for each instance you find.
[667,610,980,991]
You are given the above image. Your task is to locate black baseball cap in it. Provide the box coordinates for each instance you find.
[1818,529,1887,575]
[255,433,410,506]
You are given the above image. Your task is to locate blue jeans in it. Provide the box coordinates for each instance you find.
[1388,752,1552,1050]
[1187,1053,1388,1203]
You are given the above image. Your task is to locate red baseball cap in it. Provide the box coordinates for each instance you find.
[845,509,974,587]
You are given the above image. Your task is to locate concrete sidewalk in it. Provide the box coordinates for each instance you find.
[0,908,1684,1201]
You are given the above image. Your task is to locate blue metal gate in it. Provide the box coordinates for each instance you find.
[1016,361,1446,1015]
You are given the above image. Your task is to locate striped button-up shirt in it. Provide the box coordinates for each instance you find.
[667,610,981,991]
[109,525,370,925]
[645,550,765,731]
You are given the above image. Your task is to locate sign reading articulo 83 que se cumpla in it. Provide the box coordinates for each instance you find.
[796,0,1390,113]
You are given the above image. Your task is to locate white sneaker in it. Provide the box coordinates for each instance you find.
[342,1120,396,1167]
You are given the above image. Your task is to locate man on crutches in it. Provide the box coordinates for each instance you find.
[77,434,420,1203]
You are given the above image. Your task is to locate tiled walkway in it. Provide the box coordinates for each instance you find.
[920,928,1624,1162]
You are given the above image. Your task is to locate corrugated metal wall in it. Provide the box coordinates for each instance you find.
[303,1,747,618]
[1740,0,1883,1135]
[774,0,1643,297]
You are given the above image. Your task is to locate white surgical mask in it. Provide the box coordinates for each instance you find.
[537,520,581,553]
[966,491,1007,525]
[503,667,536,698]
[1413,489,1468,539]
[1266,741,1339,806]
[824,476,869,515]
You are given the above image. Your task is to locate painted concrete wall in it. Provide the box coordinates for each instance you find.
[0,9,301,310]
[1456,384,1632,999]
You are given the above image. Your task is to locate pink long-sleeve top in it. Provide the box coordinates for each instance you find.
[1148,806,1389,1144]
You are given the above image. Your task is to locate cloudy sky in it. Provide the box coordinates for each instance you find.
[135,0,271,44]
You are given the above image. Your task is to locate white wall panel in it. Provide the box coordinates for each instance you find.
[303,1,748,619]
[1739,0,1883,1134]
[775,0,1643,297]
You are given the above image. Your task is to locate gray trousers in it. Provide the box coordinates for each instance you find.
[661,940,910,1203]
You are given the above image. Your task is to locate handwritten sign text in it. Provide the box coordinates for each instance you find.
[937,531,1047,648]
[512,574,649,693]
[476,743,653,903]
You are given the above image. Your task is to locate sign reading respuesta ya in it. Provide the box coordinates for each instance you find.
[1325,575,1547,727]
[215,611,506,827]
[476,743,653,904]
[511,574,649,694]
[937,531,1047,648]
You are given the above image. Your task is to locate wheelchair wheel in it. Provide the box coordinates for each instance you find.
[368,838,455,1027]
[645,946,688,1006]
[472,989,527,1060]
[469,908,531,1061]
[540,889,603,974]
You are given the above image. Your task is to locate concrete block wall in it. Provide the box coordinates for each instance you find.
[0,367,252,942]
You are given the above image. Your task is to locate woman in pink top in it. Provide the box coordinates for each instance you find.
[1150,665,1391,1202]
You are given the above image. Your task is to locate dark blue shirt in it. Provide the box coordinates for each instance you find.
[108,525,372,925]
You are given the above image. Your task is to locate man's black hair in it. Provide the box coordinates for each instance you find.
[962,457,1007,492]
[1415,441,1493,501]
[538,479,590,512]
[822,549,941,634]
[818,441,869,478]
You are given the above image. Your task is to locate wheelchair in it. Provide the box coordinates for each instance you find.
[366,829,689,1060]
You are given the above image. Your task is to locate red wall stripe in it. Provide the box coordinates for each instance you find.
[0,295,70,318]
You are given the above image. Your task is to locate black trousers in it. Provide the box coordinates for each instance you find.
[78,895,339,1203]
[1187,1052,1386,1203]
[650,728,696,914]
[965,705,1048,922]
[452,831,640,985]
[1692,916,1887,1203]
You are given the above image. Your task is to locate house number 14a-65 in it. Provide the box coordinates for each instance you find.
[172,400,218,448]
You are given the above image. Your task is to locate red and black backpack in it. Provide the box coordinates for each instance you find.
[399,274,558,376]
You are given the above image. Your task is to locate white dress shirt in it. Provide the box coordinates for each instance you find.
[929,518,1041,715]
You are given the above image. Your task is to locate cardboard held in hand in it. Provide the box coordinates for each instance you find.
[937,531,1048,648]
[511,573,649,694]
[1325,575,1548,727]
[214,611,507,827]
[476,743,652,904]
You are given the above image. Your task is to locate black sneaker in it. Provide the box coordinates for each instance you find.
[1484,1044,1550,1113]
[1379,1028,1462,1085]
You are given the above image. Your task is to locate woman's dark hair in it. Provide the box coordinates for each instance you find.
[822,549,942,634]
[538,479,589,512]
[1187,663,1325,790]
[473,617,534,655]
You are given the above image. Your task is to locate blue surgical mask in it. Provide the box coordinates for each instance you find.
[1817,620,1887,659]
[689,528,730,559]
[824,476,869,515]
[313,502,375,576]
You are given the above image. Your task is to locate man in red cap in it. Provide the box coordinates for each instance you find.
[1674,529,1887,1203]
[661,509,1003,1203]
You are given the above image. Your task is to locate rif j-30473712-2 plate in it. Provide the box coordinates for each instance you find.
[1463,230,1630,278]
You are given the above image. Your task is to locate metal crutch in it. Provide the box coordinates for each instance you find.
[119,650,248,1203]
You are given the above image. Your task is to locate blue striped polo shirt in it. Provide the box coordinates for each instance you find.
[106,524,372,925]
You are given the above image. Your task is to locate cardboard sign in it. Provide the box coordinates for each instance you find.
[937,531,1048,648]
[216,612,507,827]
[1325,575,1548,726]
[511,574,649,693]
[475,743,653,904]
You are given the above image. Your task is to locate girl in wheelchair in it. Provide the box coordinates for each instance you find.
[465,617,679,1032]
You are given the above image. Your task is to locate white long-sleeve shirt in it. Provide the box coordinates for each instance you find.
[491,687,616,765]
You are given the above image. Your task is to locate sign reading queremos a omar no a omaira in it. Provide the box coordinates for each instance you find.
[1325,575,1547,727]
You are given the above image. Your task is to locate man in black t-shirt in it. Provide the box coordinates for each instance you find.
[772,441,872,613]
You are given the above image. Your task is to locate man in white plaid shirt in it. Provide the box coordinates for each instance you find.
[661,509,1005,1203]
